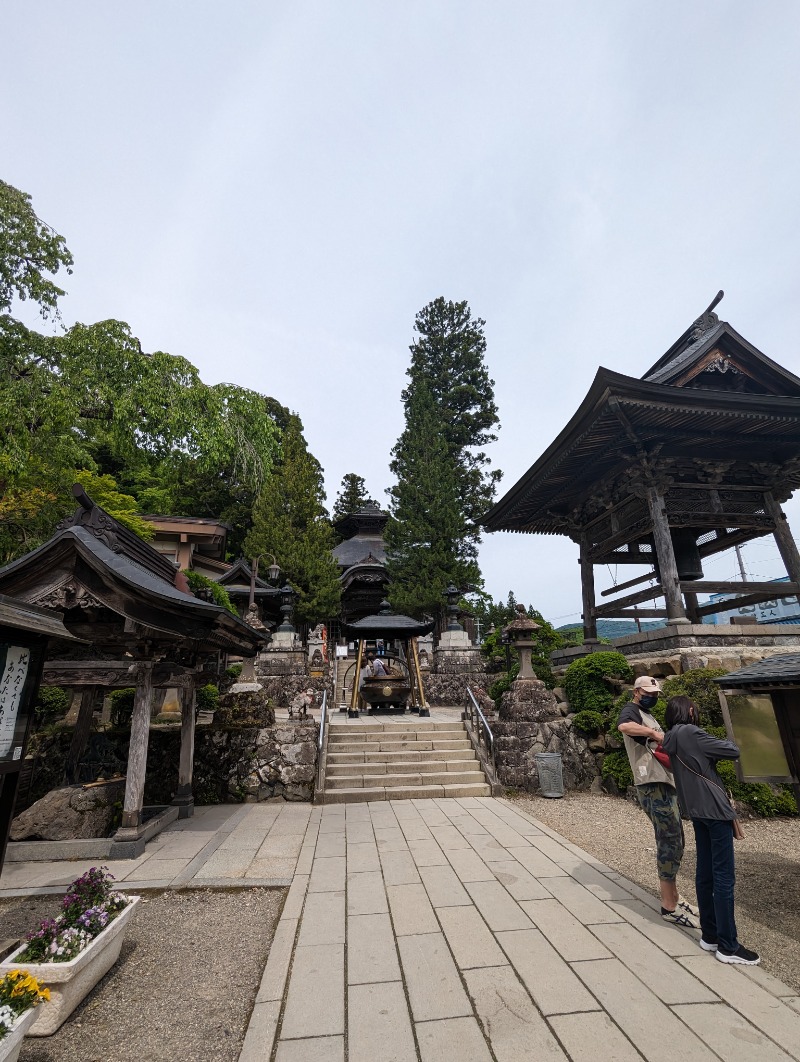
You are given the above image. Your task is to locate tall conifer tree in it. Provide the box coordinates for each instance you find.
[386,299,500,617]
[245,415,341,624]
[332,473,372,521]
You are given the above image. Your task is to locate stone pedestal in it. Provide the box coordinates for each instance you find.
[425,638,491,707]
[494,677,596,791]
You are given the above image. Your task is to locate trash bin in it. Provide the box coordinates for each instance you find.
[535,752,564,798]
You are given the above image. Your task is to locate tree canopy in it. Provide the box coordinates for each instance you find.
[0,179,280,562]
[332,473,373,522]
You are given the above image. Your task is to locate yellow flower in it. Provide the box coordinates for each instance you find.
[40,988,50,1001]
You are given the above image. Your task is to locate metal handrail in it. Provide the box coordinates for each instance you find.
[465,685,495,769]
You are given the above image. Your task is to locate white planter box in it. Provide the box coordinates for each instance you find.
[0,895,140,1036]
[0,1006,39,1062]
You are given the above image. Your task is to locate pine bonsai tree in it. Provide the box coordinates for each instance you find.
[245,415,341,624]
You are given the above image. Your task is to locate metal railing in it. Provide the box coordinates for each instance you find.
[316,687,329,795]
[464,685,496,771]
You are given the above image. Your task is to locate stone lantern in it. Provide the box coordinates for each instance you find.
[502,604,540,680]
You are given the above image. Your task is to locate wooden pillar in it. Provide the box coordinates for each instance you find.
[646,486,689,624]
[121,661,153,830]
[579,536,599,643]
[64,686,103,785]
[765,493,800,584]
[349,641,364,718]
[173,678,196,818]
[684,590,701,625]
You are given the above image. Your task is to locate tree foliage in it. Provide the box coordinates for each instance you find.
[0,179,280,562]
[245,415,341,625]
[386,299,500,617]
[332,473,373,521]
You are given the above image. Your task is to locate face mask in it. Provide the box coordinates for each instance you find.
[639,693,658,710]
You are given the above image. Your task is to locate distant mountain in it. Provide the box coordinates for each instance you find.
[556,619,667,641]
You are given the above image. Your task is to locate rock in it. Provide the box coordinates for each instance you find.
[499,678,560,722]
[680,653,707,672]
[11,780,125,841]
[552,687,568,703]
[215,688,275,727]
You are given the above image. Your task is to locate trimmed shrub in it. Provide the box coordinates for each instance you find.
[571,710,607,735]
[601,750,633,790]
[34,685,71,724]
[109,688,135,728]
[564,652,633,716]
[196,684,220,713]
[661,668,727,728]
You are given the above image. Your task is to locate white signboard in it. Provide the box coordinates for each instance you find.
[0,645,31,759]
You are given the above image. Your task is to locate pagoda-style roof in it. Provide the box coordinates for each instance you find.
[217,558,281,601]
[0,488,265,657]
[344,602,434,639]
[333,500,389,540]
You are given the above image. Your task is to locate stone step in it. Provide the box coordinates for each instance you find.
[327,770,484,789]
[323,781,491,804]
[327,747,476,764]
[327,739,471,754]
[326,758,479,776]
[327,727,466,742]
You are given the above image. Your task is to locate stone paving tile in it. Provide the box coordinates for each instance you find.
[489,799,544,835]
[397,932,473,1021]
[465,965,568,1061]
[415,1016,493,1062]
[281,943,345,1039]
[346,841,381,873]
[397,819,434,841]
[591,921,717,1004]
[542,874,625,924]
[407,837,448,866]
[414,802,452,827]
[444,846,495,882]
[676,955,800,1061]
[347,912,402,984]
[244,857,298,879]
[784,997,800,1015]
[281,873,309,919]
[130,857,196,881]
[379,849,421,886]
[419,863,472,907]
[275,1035,345,1061]
[308,855,346,893]
[519,899,613,962]
[386,883,440,935]
[672,1002,795,1062]
[464,879,533,932]
[375,826,409,852]
[491,859,552,900]
[607,897,701,956]
[548,1011,643,1062]
[314,831,346,859]
[737,963,800,999]
[530,834,585,865]
[573,958,719,1062]
[496,928,601,1015]
[436,906,507,969]
[567,860,635,901]
[256,918,298,1002]
[239,999,281,1062]
[297,890,346,946]
[344,820,374,844]
[507,844,567,878]
[429,824,473,850]
[347,870,389,915]
[348,982,417,1062]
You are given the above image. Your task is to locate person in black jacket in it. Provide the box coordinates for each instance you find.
[662,695,760,966]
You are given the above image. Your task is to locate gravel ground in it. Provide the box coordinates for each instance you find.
[0,887,285,1062]
[509,791,800,994]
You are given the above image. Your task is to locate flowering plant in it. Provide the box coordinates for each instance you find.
[0,970,49,1040]
[17,867,130,964]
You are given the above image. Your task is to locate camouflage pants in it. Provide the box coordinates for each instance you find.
[636,782,684,882]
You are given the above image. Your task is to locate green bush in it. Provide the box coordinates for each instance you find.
[224,664,243,681]
[489,663,519,708]
[109,688,135,728]
[564,652,633,716]
[183,570,236,614]
[601,750,633,790]
[661,668,727,728]
[571,710,607,735]
[196,684,220,712]
[35,685,71,724]
[716,760,798,818]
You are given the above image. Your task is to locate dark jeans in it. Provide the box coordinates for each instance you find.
[692,817,737,952]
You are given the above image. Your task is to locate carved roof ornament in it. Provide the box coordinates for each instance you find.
[57,483,121,553]
[689,289,725,341]
[706,355,741,375]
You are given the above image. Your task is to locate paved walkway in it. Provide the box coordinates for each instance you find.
[3,797,800,1061]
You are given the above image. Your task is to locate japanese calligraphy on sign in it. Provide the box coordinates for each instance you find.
[0,645,30,760]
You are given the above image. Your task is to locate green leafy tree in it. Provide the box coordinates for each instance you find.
[245,415,341,624]
[332,473,373,521]
[0,179,73,316]
[386,380,476,618]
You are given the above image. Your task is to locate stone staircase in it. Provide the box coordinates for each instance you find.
[320,719,491,803]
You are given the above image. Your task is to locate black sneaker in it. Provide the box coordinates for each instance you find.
[716,944,760,965]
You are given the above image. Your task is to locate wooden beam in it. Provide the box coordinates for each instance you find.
[120,661,153,830]
[679,581,799,595]
[646,486,688,623]
[173,680,196,818]
[597,609,669,619]
[600,571,657,597]
[593,583,665,618]
[764,493,800,584]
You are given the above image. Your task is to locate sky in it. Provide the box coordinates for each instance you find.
[5,1,800,626]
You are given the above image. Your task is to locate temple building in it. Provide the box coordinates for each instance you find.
[332,501,390,626]
[482,294,800,671]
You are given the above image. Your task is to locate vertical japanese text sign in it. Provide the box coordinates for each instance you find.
[0,645,31,762]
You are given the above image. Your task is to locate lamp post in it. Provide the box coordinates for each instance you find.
[249,553,281,611]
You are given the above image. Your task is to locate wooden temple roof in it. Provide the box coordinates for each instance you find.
[482,304,800,537]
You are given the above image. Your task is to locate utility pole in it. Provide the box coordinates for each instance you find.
[734,544,747,582]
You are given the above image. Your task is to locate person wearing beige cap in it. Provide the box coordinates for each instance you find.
[618,676,699,928]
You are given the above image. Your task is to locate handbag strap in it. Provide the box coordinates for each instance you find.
[674,751,738,813]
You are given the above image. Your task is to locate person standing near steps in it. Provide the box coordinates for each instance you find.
[617,676,699,928]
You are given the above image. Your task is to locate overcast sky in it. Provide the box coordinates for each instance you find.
[5,2,800,624]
